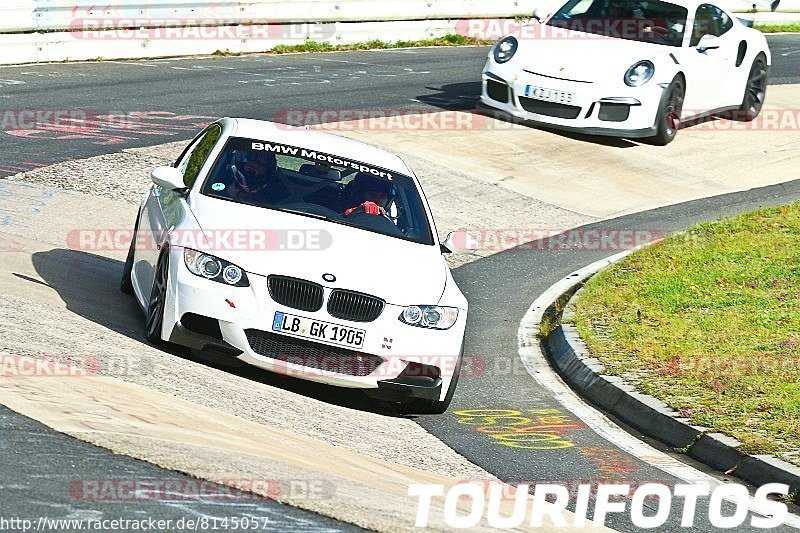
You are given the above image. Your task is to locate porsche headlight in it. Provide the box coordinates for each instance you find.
[493,36,518,64]
[624,60,655,87]
[400,305,459,330]
[183,248,249,287]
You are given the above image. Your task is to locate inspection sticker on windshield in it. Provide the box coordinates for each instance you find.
[524,86,575,105]
[272,311,365,349]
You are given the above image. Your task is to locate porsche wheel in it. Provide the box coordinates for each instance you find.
[738,54,768,121]
[145,251,169,344]
[651,77,684,146]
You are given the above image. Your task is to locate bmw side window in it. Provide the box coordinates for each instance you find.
[177,125,222,188]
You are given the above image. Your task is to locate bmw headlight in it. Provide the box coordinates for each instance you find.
[493,36,518,64]
[400,305,459,330]
[183,248,249,287]
[624,60,655,87]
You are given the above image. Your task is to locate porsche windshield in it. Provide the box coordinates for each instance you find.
[547,0,688,47]
[200,137,435,246]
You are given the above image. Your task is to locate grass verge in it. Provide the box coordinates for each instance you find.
[755,23,800,33]
[213,33,492,57]
[573,202,800,463]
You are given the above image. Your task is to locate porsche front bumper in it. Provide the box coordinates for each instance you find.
[480,69,665,138]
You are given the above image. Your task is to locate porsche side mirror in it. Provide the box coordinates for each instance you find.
[532,7,547,22]
[696,35,721,53]
[151,166,187,192]
[441,231,479,255]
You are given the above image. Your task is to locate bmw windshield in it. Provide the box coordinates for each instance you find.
[547,0,688,47]
[200,137,435,246]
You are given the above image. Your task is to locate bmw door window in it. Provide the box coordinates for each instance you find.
[176,124,223,188]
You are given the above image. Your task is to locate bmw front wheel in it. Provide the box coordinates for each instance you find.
[145,250,169,344]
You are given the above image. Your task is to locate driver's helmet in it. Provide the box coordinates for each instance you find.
[230,149,278,193]
[606,0,630,18]
[348,172,393,206]
[667,10,684,32]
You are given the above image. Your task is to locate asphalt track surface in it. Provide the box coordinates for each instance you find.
[1,35,800,531]
[0,406,360,532]
[0,35,798,176]
[424,180,800,532]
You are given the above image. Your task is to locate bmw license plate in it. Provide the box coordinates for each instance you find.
[524,85,575,105]
[272,311,365,349]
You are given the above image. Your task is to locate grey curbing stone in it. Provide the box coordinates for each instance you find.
[543,284,800,498]
[689,433,747,472]
[547,324,701,449]
[738,456,800,492]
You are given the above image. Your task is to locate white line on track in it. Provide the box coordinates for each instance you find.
[105,61,161,67]
[317,57,392,67]
[517,249,800,529]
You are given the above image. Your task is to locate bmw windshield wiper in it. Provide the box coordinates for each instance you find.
[271,206,371,231]
[272,207,331,221]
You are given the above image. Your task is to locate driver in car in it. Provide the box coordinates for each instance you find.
[226,149,289,204]
[342,172,392,217]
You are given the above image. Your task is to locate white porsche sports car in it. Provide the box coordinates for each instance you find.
[121,118,475,414]
[480,0,773,144]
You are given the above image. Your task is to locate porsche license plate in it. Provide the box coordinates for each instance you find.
[272,311,365,349]
[524,85,575,105]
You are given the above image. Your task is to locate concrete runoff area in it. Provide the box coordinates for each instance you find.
[333,84,800,219]
[0,185,589,529]
[2,84,800,529]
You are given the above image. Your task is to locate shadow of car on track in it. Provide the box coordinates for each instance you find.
[416,82,640,148]
[30,248,408,418]
[416,82,759,148]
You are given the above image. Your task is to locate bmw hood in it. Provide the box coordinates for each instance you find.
[511,30,670,83]
[185,195,447,307]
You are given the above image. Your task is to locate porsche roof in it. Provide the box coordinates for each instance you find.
[223,117,414,176]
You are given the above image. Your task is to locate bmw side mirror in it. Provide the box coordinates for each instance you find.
[696,35,721,53]
[151,166,187,192]
[441,231,479,255]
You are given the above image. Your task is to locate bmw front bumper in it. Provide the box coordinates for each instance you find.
[160,247,466,403]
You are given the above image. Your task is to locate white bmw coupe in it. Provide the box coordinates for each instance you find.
[121,118,475,414]
[480,0,773,144]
